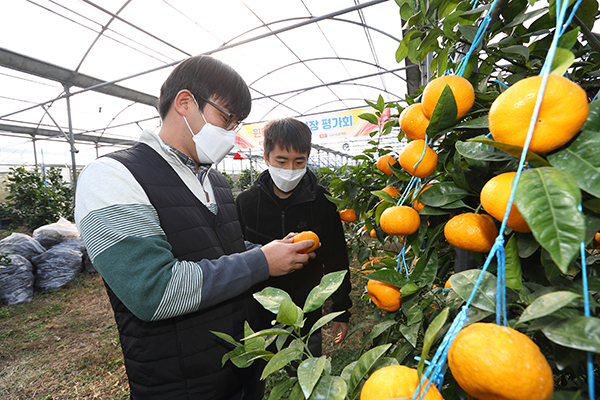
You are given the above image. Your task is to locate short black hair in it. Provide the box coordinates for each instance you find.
[263,118,312,157]
[157,55,251,121]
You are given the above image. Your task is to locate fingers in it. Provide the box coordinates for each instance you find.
[291,239,315,252]
[282,232,297,242]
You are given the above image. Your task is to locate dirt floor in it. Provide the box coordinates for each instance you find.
[0,267,373,400]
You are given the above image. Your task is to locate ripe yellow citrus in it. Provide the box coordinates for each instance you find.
[380,206,421,236]
[369,228,378,238]
[448,322,553,400]
[444,213,498,252]
[400,140,438,178]
[340,208,357,222]
[413,184,433,212]
[489,75,589,154]
[360,365,444,400]
[422,75,475,119]
[379,186,400,201]
[376,154,397,175]
[399,103,431,140]
[293,231,320,254]
[480,172,530,233]
[367,279,402,311]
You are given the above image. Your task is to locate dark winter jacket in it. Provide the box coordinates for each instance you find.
[236,169,352,336]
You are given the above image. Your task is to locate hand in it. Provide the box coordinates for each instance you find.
[261,239,316,276]
[331,321,349,344]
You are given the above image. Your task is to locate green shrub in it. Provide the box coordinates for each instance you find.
[3,166,74,229]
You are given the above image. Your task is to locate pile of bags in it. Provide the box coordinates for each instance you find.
[0,218,94,306]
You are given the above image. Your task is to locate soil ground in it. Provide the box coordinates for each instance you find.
[0,266,374,400]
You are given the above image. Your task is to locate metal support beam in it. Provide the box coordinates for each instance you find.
[63,85,78,187]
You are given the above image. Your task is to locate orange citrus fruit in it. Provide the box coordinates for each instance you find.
[489,75,589,154]
[413,184,433,212]
[400,140,438,178]
[340,208,357,222]
[366,279,402,312]
[444,279,452,289]
[444,213,498,252]
[380,206,420,236]
[379,186,400,201]
[292,231,319,254]
[422,75,475,119]
[360,365,444,400]
[376,154,397,175]
[594,232,600,248]
[399,103,431,140]
[480,172,530,232]
[448,322,553,400]
[369,228,378,238]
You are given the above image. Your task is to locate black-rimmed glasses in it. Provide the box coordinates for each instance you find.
[194,93,242,131]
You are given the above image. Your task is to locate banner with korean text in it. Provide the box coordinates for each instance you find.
[235,107,388,149]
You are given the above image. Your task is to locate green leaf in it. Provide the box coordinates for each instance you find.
[359,113,378,125]
[211,331,241,346]
[400,322,421,347]
[347,344,392,399]
[277,299,304,327]
[367,269,407,286]
[308,311,345,339]
[467,136,551,167]
[269,378,297,400]
[298,356,327,399]
[558,27,581,50]
[261,347,303,380]
[550,48,575,76]
[418,308,449,374]
[455,115,489,129]
[361,320,398,350]
[243,328,293,341]
[543,316,600,353]
[515,167,585,272]
[308,375,347,400]
[505,235,523,290]
[419,182,471,207]
[254,287,293,314]
[551,391,584,400]
[518,291,581,324]
[427,84,459,136]
[548,123,600,198]
[411,251,438,285]
[450,270,497,312]
[501,45,530,60]
[371,190,397,204]
[303,271,347,313]
[401,283,423,297]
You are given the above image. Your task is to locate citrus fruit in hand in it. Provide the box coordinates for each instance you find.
[444,213,498,252]
[448,322,553,400]
[413,184,433,212]
[399,103,431,140]
[376,154,397,175]
[292,231,319,254]
[340,208,356,222]
[480,172,530,232]
[422,75,475,119]
[360,365,444,400]
[379,186,400,201]
[489,75,588,154]
[380,206,420,236]
[400,139,438,178]
[366,279,402,312]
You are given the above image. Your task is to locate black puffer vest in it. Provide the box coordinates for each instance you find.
[104,143,256,399]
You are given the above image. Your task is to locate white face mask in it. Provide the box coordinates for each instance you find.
[182,96,236,165]
[268,165,306,193]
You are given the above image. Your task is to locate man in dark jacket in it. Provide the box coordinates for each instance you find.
[75,56,315,400]
[236,118,352,356]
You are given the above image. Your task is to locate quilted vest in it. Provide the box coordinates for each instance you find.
[104,143,256,399]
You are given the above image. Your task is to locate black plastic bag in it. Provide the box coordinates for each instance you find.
[32,217,80,248]
[0,233,46,261]
[0,254,34,305]
[32,242,83,291]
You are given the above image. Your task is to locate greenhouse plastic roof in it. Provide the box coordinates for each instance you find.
[0,0,411,167]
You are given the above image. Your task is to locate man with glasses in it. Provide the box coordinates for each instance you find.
[75,55,315,400]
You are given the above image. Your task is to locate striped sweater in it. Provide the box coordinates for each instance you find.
[74,129,269,322]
